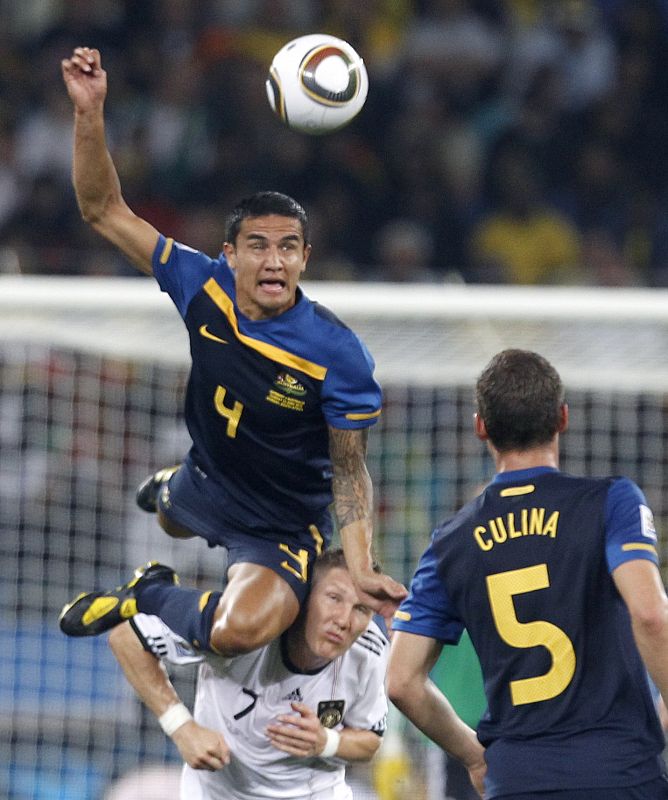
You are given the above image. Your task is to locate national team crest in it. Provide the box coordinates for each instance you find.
[274,372,306,396]
[266,371,307,411]
[317,700,345,728]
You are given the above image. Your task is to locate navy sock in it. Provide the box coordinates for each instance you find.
[136,582,222,652]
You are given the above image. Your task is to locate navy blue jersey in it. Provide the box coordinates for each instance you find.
[152,236,381,533]
[393,467,665,797]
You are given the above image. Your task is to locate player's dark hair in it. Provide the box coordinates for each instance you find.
[312,547,382,583]
[225,191,310,245]
[476,349,564,452]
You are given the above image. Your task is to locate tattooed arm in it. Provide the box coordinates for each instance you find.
[328,427,407,618]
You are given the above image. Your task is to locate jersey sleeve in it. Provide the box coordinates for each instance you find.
[130,613,204,666]
[321,332,382,430]
[605,477,660,572]
[152,234,218,317]
[391,533,465,643]
[342,622,389,735]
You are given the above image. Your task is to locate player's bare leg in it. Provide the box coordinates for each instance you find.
[209,564,300,656]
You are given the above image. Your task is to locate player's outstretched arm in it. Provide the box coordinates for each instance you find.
[387,631,486,797]
[266,701,381,762]
[108,623,230,770]
[613,559,668,705]
[328,426,407,618]
[170,720,231,771]
[61,47,159,275]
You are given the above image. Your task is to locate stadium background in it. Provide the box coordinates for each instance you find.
[2,2,668,799]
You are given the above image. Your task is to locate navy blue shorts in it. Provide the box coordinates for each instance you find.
[157,460,331,603]
[495,775,668,800]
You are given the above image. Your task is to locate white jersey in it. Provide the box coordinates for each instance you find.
[131,614,388,800]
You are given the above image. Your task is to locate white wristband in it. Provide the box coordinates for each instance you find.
[320,727,341,758]
[159,703,193,736]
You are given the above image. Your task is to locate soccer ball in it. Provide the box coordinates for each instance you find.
[266,34,369,135]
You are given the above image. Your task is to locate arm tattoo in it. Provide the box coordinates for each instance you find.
[329,427,372,528]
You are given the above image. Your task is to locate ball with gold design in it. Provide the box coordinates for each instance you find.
[266,34,369,135]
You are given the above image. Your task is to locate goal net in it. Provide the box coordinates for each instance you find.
[1,275,667,799]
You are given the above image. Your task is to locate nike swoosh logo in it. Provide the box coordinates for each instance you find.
[199,324,229,345]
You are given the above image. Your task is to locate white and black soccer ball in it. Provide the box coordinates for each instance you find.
[266,34,369,135]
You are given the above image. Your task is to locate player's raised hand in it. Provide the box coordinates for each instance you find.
[266,702,326,758]
[352,569,408,621]
[61,47,107,110]
[171,720,231,771]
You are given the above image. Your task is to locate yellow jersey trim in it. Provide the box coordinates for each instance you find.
[203,278,328,381]
[621,543,658,555]
[159,237,174,264]
[345,409,382,421]
[393,610,411,621]
[500,485,535,497]
[309,524,324,556]
[198,591,213,612]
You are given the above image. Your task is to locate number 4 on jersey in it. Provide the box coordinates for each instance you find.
[214,385,244,438]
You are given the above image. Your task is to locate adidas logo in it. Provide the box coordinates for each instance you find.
[281,687,303,703]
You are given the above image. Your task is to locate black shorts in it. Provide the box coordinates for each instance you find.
[158,460,331,603]
[495,775,668,800]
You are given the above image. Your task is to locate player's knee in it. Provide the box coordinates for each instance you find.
[209,609,281,657]
[157,511,195,540]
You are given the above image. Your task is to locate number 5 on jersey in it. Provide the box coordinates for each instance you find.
[214,385,244,438]
[487,564,576,706]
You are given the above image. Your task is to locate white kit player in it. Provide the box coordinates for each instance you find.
[109,549,388,800]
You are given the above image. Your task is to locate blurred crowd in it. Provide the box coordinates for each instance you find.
[2,0,668,286]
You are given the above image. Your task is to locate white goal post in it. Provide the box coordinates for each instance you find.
[1,275,668,798]
[2,276,668,390]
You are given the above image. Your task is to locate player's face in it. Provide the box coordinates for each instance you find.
[303,567,373,665]
[223,215,311,321]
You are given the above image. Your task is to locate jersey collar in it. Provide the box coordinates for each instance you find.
[491,466,559,485]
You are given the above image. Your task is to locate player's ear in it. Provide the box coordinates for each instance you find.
[223,240,236,270]
[474,413,488,441]
[558,403,569,433]
[301,242,312,273]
